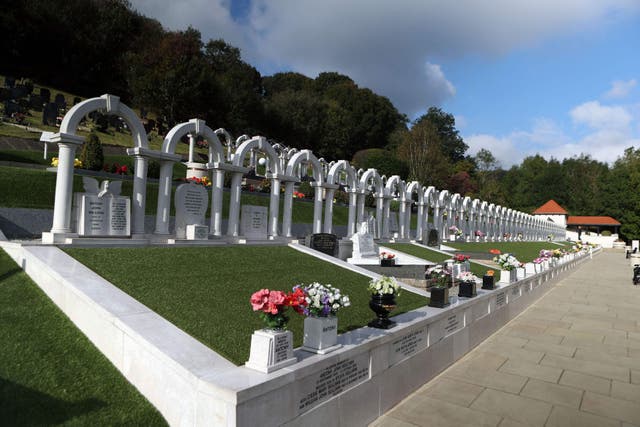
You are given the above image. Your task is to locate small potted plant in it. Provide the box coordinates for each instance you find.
[380,251,397,267]
[367,276,401,329]
[457,271,478,298]
[493,253,521,283]
[294,283,350,354]
[426,264,451,308]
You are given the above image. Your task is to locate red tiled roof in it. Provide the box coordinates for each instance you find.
[567,216,620,226]
[533,200,567,215]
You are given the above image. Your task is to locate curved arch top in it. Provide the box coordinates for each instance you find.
[286,150,323,183]
[162,119,225,163]
[233,136,281,175]
[327,160,357,189]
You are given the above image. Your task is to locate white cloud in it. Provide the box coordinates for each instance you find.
[129,0,640,116]
[466,101,640,167]
[570,101,632,130]
[604,79,637,99]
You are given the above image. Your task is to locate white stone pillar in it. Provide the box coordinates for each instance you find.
[131,155,148,235]
[50,139,82,234]
[188,133,195,163]
[399,200,408,239]
[312,182,323,234]
[210,169,225,236]
[154,160,175,234]
[415,202,424,241]
[356,192,366,225]
[226,172,244,236]
[382,197,391,239]
[376,194,385,239]
[322,186,337,234]
[268,177,280,238]
[347,190,358,237]
[433,205,441,241]
[282,181,295,237]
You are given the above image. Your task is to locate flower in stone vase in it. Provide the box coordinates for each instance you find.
[425,264,452,288]
[452,254,470,264]
[475,230,485,237]
[368,276,402,296]
[380,251,396,260]
[250,289,293,330]
[448,225,463,236]
[293,283,350,317]
[493,253,521,271]
[457,271,479,284]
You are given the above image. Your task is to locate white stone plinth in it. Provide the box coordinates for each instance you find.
[301,315,342,354]
[245,329,296,373]
[186,224,208,240]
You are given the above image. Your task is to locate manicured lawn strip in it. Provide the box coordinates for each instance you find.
[383,243,488,276]
[65,246,427,365]
[0,249,166,425]
[446,242,561,263]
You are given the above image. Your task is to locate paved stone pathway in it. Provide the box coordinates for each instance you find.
[372,250,640,427]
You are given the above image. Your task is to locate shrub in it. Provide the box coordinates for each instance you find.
[80,132,104,171]
[601,230,612,236]
[298,181,314,199]
[147,160,160,179]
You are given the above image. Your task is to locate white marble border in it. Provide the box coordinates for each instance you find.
[0,240,599,426]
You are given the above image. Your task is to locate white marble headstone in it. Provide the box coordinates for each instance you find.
[75,177,130,237]
[350,230,378,259]
[175,183,209,239]
[241,205,268,240]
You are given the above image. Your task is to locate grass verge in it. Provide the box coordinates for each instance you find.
[0,249,166,425]
[446,241,565,263]
[383,243,490,276]
[64,246,428,365]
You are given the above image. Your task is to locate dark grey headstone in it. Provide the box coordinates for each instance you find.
[309,233,339,257]
[40,88,51,103]
[143,119,155,134]
[54,93,66,109]
[29,94,43,111]
[0,88,10,102]
[427,229,439,247]
[4,76,15,88]
[42,102,58,126]
[140,107,147,119]
[73,96,81,105]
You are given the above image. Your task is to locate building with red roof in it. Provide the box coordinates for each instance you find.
[532,200,621,242]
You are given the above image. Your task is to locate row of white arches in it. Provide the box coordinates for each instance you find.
[46,94,566,243]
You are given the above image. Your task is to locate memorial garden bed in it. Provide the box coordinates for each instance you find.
[0,249,166,425]
[64,246,428,365]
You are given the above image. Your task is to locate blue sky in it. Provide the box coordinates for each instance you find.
[130,0,640,167]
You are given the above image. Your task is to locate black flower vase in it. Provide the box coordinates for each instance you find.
[368,293,397,329]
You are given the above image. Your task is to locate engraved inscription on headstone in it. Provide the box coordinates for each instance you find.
[273,333,290,364]
[309,233,338,256]
[389,327,428,366]
[75,178,130,237]
[109,198,129,234]
[444,313,462,336]
[241,205,268,239]
[297,354,369,413]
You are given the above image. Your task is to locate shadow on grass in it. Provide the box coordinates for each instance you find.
[0,266,22,282]
[0,378,106,425]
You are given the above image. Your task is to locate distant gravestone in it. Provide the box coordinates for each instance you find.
[144,119,155,134]
[73,96,81,105]
[75,177,131,237]
[309,233,338,256]
[42,102,58,126]
[29,94,43,111]
[4,100,19,116]
[174,182,209,239]
[240,205,268,240]
[40,88,51,103]
[389,212,399,233]
[0,88,9,102]
[4,76,15,88]
[140,107,147,119]
[54,93,66,110]
[427,229,439,247]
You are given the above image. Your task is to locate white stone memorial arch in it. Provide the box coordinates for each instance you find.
[283,150,324,237]
[358,169,384,238]
[405,181,424,241]
[158,119,227,236]
[383,175,406,240]
[325,160,358,236]
[43,94,163,243]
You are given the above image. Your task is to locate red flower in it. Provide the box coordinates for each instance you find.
[489,249,501,255]
[287,287,308,314]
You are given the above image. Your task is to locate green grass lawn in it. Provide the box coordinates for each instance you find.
[64,246,428,365]
[0,249,166,425]
[383,243,491,276]
[445,241,563,263]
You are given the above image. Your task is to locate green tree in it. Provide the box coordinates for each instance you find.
[397,119,451,188]
[603,148,640,239]
[414,107,468,163]
[80,132,104,171]
[351,149,409,179]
